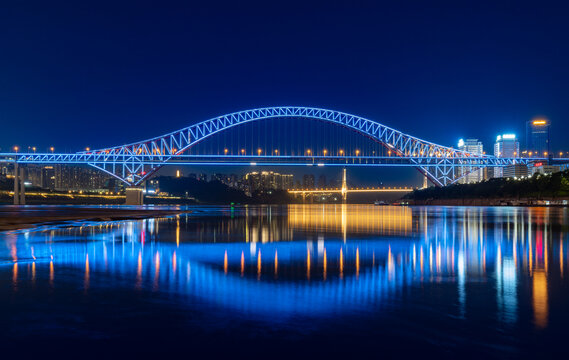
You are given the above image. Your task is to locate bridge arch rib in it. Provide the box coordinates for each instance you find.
[88,106,489,186]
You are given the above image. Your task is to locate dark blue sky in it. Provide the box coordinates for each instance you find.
[1,1,568,184]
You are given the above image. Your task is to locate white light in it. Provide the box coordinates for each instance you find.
[250,162,257,165]
[497,135,502,141]
[458,139,465,147]
[502,134,516,139]
[317,163,324,167]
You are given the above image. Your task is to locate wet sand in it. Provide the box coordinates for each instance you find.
[0,206,189,231]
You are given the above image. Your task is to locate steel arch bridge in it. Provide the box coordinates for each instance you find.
[1,106,540,186]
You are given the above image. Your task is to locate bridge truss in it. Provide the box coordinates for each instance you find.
[0,106,546,186]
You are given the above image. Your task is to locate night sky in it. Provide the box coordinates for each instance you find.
[1,1,568,185]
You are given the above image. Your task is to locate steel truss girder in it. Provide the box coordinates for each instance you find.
[0,106,545,186]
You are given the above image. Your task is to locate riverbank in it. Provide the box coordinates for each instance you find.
[0,206,191,231]
[405,170,569,206]
[407,198,569,206]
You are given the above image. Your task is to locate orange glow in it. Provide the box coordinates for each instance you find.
[274,251,278,276]
[12,263,18,288]
[49,261,54,285]
[224,250,228,275]
[257,249,262,279]
[136,251,142,289]
[339,248,344,279]
[287,204,412,235]
[533,270,548,329]
[560,242,563,278]
[84,254,90,291]
[240,251,245,277]
[154,252,160,291]
[356,248,360,278]
[532,120,547,125]
[176,219,180,247]
[323,249,327,281]
[306,249,311,280]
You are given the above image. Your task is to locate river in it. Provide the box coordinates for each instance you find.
[1,204,568,357]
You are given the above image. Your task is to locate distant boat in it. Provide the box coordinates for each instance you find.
[374,200,388,206]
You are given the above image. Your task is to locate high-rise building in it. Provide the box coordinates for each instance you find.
[503,164,528,178]
[458,138,484,183]
[243,171,294,195]
[41,166,56,190]
[302,174,315,189]
[526,118,550,158]
[317,175,327,188]
[494,134,520,178]
[53,165,109,191]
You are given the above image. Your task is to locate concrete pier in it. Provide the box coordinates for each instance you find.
[13,162,25,205]
[13,162,19,205]
[19,167,25,205]
[125,187,144,205]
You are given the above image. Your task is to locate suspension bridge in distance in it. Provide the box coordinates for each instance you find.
[2,106,564,205]
[288,169,413,201]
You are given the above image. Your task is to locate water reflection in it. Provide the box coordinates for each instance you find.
[1,205,568,329]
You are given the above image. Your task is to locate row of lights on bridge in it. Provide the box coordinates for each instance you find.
[221,148,391,156]
[11,146,91,153]
[10,146,567,158]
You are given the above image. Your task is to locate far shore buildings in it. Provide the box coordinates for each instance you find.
[25,164,111,191]
[494,134,520,178]
[243,171,294,195]
[458,138,484,184]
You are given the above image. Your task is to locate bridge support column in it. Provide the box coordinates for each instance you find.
[19,167,25,205]
[125,187,144,205]
[13,162,19,205]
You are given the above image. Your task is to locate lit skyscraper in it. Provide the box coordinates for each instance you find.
[526,118,550,157]
[494,134,520,178]
[458,138,484,183]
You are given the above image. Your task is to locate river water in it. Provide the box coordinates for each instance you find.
[1,205,568,357]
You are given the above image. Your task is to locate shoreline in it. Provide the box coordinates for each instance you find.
[0,206,191,231]
[406,198,569,206]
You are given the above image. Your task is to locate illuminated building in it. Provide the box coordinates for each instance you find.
[458,138,484,183]
[494,134,520,178]
[526,118,550,158]
[503,164,528,178]
[243,171,294,195]
[53,165,110,191]
[530,163,561,176]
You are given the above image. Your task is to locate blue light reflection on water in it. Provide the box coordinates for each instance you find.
[1,205,569,355]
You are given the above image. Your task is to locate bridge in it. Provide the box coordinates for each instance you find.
[1,106,560,203]
[288,168,413,201]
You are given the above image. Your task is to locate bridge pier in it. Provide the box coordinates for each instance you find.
[125,187,144,205]
[13,163,25,205]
